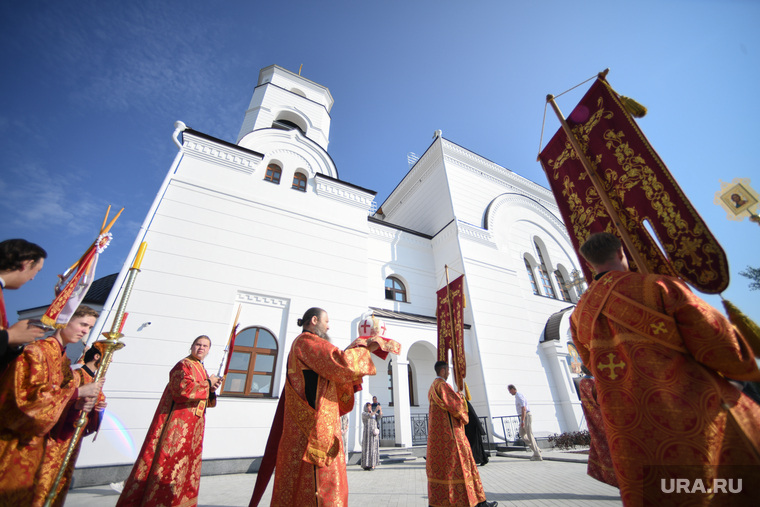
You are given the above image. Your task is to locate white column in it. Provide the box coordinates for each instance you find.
[539,340,580,432]
[392,359,413,447]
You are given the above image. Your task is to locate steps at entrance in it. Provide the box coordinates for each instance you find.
[379,447,419,464]
[380,447,418,465]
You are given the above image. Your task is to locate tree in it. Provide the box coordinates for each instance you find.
[739,266,760,291]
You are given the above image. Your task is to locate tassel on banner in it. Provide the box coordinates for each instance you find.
[619,95,647,118]
[722,299,760,358]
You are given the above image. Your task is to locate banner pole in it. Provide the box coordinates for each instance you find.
[544,89,650,274]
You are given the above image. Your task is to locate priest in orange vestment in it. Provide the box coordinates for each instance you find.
[117,335,222,507]
[572,232,760,506]
[0,305,103,505]
[34,331,107,507]
[426,361,496,507]
[256,307,382,507]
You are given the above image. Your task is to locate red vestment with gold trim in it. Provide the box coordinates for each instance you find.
[571,271,760,506]
[0,337,79,505]
[426,378,486,507]
[271,332,376,506]
[32,365,105,506]
[579,377,618,489]
[117,356,216,507]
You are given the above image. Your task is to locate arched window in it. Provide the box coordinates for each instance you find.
[221,326,278,397]
[524,258,540,295]
[265,163,282,184]
[291,172,307,191]
[385,276,407,302]
[534,241,556,298]
[554,270,571,301]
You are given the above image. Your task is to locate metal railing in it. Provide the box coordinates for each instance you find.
[379,414,518,449]
[491,415,523,445]
[380,415,395,440]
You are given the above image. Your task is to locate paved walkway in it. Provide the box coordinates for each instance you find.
[66,449,622,506]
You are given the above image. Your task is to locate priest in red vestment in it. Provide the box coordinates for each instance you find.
[572,232,760,506]
[426,361,496,507]
[0,305,103,505]
[117,335,222,507]
[34,323,108,507]
[253,307,386,507]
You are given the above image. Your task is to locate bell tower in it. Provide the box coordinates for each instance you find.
[236,65,334,151]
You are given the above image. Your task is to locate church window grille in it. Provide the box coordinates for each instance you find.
[535,242,556,298]
[385,276,407,302]
[221,326,278,398]
[524,258,540,295]
[554,270,571,301]
[292,172,307,191]
[265,164,282,184]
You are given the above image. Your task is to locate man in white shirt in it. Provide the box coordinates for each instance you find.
[508,384,542,461]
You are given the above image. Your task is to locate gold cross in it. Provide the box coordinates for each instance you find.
[651,322,667,335]
[597,353,626,380]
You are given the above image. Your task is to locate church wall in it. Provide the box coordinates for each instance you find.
[77,143,375,466]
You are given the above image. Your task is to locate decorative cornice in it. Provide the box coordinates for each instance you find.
[315,177,375,210]
[183,133,263,175]
[368,223,432,248]
[236,291,289,308]
[456,221,496,247]
[265,148,313,175]
[487,194,571,243]
[442,139,557,206]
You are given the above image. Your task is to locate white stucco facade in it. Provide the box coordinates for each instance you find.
[75,65,586,471]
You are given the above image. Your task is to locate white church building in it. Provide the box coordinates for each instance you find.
[68,64,587,481]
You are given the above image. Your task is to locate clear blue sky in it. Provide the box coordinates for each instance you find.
[2,0,758,324]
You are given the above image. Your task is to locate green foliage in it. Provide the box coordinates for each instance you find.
[547,430,591,450]
[739,266,760,291]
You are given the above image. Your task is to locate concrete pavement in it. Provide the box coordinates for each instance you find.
[65,448,622,506]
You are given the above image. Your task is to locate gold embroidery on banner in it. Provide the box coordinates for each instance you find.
[543,83,724,289]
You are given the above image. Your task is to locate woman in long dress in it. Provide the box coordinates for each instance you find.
[361,402,379,470]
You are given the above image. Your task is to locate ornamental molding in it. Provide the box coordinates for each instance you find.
[236,291,289,308]
[183,135,263,175]
[456,221,497,248]
[487,194,571,243]
[368,223,432,248]
[315,178,375,210]
[442,140,556,206]
[265,148,314,175]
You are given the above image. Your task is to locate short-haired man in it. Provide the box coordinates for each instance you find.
[0,239,48,372]
[572,232,760,505]
[507,384,542,460]
[0,304,104,505]
[427,360,497,507]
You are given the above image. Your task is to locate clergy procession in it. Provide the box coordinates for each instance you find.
[2,50,760,507]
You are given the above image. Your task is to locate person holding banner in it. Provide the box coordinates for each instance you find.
[572,232,760,506]
[426,361,496,507]
[0,305,104,505]
[117,335,222,507]
[0,238,48,372]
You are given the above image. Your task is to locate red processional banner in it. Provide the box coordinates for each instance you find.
[538,78,728,294]
[436,275,466,390]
